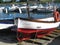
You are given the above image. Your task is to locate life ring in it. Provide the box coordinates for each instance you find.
[54,11,60,22]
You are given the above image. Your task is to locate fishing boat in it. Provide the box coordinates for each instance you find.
[8,4,19,11]
[16,1,60,41]
[0,19,14,30]
[20,3,54,13]
[31,4,54,13]
[3,4,22,13]
[0,10,15,30]
[0,7,5,13]
[31,8,53,13]
[16,17,60,41]
[30,2,54,13]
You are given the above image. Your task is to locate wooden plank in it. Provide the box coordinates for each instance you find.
[17,41,38,45]
[40,36,55,43]
[51,33,60,36]
[53,30,60,33]
[29,39,52,45]
[43,36,53,39]
[30,39,49,44]
[47,34,58,37]
[51,32,59,35]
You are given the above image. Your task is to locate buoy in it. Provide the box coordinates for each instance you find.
[54,11,60,22]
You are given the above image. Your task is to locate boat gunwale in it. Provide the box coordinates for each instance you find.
[15,17,58,23]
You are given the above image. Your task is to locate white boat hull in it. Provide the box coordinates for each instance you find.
[16,18,60,40]
[17,18,60,29]
[0,24,14,30]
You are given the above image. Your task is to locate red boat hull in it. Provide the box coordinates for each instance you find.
[17,28,56,41]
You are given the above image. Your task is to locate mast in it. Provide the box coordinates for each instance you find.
[26,0,30,19]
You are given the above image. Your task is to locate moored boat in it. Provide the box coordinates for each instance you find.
[16,1,60,41]
[31,9,53,13]
[20,3,54,13]
[15,1,60,41]
[0,11,16,30]
[3,4,22,14]
[16,16,60,41]
[16,7,60,41]
[0,19,14,30]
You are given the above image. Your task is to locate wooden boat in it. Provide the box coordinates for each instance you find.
[0,19,14,30]
[0,10,15,30]
[20,4,54,13]
[30,4,54,13]
[30,3,54,13]
[16,16,60,41]
[9,4,19,11]
[3,4,22,14]
[31,9,53,13]
[16,1,60,41]
[0,7,5,13]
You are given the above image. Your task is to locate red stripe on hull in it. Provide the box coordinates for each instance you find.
[17,28,56,33]
[17,28,56,41]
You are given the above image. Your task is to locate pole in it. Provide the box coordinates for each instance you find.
[26,0,30,19]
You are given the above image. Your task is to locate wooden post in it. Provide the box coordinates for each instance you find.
[26,0,31,19]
